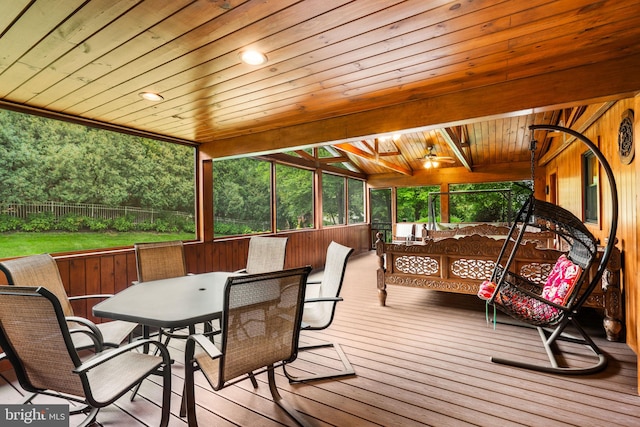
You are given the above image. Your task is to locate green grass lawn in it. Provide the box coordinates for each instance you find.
[0,231,194,258]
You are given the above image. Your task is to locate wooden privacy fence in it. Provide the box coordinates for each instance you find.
[1,202,192,224]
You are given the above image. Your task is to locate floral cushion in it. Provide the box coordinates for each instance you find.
[541,255,582,306]
[477,280,496,300]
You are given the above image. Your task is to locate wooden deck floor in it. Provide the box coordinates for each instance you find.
[1,251,639,426]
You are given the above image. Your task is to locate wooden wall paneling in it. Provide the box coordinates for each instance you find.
[113,253,129,293]
[581,100,637,351]
[99,256,115,296]
[183,243,199,274]
[97,255,116,322]
[1,226,368,327]
[68,258,86,317]
[56,259,71,298]
[207,241,220,272]
[634,95,640,393]
[125,251,137,289]
[83,257,101,323]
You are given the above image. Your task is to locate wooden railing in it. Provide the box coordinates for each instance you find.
[1,225,370,320]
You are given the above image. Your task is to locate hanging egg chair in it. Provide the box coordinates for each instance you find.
[480,124,618,374]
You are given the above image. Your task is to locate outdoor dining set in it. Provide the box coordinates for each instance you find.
[0,237,354,427]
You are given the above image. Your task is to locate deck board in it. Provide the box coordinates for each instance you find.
[0,251,638,426]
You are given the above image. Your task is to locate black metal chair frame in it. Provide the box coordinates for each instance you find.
[183,266,313,427]
[0,286,172,427]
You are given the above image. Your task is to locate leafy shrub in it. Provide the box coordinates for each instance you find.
[57,214,84,232]
[22,212,56,232]
[182,221,196,234]
[152,218,173,233]
[214,222,253,237]
[136,220,157,231]
[85,217,111,231]
[112,215,135,232]
[0,214,24,232]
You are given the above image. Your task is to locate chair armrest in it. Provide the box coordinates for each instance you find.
[304,296,343,303]
[188,334,222,359]
[68,294,114,301]
[74,338,170,374]
[66,315,104,351]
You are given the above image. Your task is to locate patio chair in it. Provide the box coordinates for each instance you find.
[283,241,355,383]
[134,240,213,346]
[393,222,415,242]
[0,253,137,351]
[0,286,171,427]
[237,236,288,274]
[183,266,312,427]
[135,240,189,282]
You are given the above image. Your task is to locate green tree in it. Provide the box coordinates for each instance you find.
[276,164,313,230]
[322,173,344,225]
[213,158,271,234]
[396,186,438,222]
[0,109,195,213]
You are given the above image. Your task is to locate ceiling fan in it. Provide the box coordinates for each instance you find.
[422,146,455,168]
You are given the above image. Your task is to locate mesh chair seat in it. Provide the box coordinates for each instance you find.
[239,236,288,274]
[284,241,355,383]
[134,240,213,345]
[183,266,312,426]
[0,286,171,427]
[0,254,136,350]
[135,240,188,282]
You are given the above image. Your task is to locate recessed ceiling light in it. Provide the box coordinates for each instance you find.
[239,50,268,65]
[139,92,164,102]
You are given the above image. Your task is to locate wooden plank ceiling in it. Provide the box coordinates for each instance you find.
[1,0,639,178]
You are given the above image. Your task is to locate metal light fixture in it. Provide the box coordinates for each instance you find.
[424,146,439,169]
[139,92,164,102]
[424,157,439,169]
[239,49,268,65]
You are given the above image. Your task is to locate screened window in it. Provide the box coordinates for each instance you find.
[396,186,439,222]
[347,178,365,224]
[322,173,345,226]
[213,158,271,236]
[370,188,392,243]
[0,109,196,258]
[448,181,532,223]
[583,151,598,223]
[275,163,314,231]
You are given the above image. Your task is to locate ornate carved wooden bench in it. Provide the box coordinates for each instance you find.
[424,223,556,249]
[375,233,623,341]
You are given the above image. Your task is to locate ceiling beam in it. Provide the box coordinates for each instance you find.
[367,161,536,188]
[201,53,640,159]
[335,142,413,176]
[258,152,367,179]
[538,102,615,165]
[438,128,472,171]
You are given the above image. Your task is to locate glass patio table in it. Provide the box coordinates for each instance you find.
[93,271,238,330]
